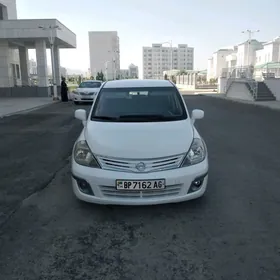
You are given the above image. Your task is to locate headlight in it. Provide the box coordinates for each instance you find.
[73,140,100,168]
[73,90,79,95]
[181,138,206,167]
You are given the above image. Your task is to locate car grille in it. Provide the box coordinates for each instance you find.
[100,184,182,199]
[80,92,94,96]
[96,154,185,173]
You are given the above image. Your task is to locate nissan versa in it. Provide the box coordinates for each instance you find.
[71,79,208,205]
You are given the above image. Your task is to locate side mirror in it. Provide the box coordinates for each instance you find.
[75,109,87,126]
[191,109,204,124]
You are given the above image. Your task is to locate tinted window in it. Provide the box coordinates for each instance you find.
[79,82,101,88]
[91,87,187,122]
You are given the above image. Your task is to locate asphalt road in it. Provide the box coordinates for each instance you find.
[0,97,280,280]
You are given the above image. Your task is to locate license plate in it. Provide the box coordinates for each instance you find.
[116,179,165,190]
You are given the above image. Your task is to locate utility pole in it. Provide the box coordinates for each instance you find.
[242,29,260,67]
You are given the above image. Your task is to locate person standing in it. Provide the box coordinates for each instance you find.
[61,77,68,102]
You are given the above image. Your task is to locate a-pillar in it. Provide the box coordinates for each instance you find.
[35,40,49,97]
[53,46,61,94]
[19,46,30,86]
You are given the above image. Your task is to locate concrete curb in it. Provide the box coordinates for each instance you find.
[198,94,280,111]
[0,101,60,118]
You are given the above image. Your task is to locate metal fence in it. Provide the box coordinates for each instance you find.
[221,66,255,79]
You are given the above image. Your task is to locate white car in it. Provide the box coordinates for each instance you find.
[72,80,102,105]
[72,79,208,205]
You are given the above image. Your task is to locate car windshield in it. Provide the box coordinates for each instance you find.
[79,81,101,88]
[91,87,187,122]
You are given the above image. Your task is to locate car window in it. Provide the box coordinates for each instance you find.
[91,87,187,122]
[79,82,101,88]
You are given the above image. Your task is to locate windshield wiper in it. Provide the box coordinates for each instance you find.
[91,116,119,121]
[118,114,177,121]
[119,114,166,119]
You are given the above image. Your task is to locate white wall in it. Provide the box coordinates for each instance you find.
[0,0,17,19]
[236,40,263,67]
[255,42,280,65]
[213,50,233,78]
[227,81,254,101]
[264,79,280,101]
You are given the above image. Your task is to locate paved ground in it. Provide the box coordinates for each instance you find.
[196,93,280,111]
[0,98,280,280]
[0,97,56,117]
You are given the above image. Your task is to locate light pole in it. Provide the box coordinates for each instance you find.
[104,61,111,80]
[39,25,61,100]
[242,29,260,67]
[108,50,120,80]
[160,41,173,79]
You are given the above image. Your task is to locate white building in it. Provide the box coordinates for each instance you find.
[120,69,129,79]
[207,49,235,81]
[143,43,194,79]
[207,37,280,81]
[29,58,37,75]
[0,0,76,97]
[255,36,280,66]
[128,63,138,78]
[88,31,120,80]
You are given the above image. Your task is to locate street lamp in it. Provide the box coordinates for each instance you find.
[242,29,260,67]
[160,41,172,79]
[39,25,61,100]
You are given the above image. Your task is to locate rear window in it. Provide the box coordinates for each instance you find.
[79,81,101,88]
[91,87,187,122]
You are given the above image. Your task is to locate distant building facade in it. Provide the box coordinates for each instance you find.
[143,43,194,79]
[128,63,138,78]
[88,31,120,80]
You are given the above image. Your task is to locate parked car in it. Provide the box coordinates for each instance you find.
[72,80,102,105]
[72,79,208,205]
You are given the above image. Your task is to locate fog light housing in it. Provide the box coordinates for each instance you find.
[73,175,94,196]
[188,173,207,194]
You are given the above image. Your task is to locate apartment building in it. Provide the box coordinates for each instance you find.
[143,43,194,79]
[88,31,120,80]
[120,69,129,79]
[128,63,139,78]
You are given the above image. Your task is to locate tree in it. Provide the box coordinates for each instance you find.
[78,75,82,85]
[96,71,105,81]
[99,71,104,81]
[90,76,94,80]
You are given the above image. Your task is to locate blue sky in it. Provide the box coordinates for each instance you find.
[18,0,280,75]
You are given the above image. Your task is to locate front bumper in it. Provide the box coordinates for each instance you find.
[71,157,209,205]
[73,94,94,102]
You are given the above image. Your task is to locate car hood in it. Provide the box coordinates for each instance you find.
[76,88,99,93]
[84,120,194,158]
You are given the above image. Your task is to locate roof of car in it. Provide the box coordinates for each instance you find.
[82,80,102,83]
[103,79,173,88]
